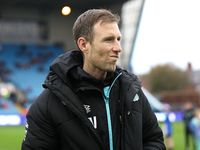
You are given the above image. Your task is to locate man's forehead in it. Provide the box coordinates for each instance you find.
[93,20,119,31]
[93,21,121,36]
[96,19,117,26]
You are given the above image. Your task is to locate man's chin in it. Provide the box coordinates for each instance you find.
[106,65,116,72]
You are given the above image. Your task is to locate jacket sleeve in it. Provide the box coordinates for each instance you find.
[21,89,60,150]
[140,89,166,150]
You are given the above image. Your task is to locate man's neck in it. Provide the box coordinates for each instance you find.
[83,65,107,80]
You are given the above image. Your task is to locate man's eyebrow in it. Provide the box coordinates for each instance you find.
[104,34,121,38]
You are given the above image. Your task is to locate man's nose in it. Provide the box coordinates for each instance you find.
[113,40,122,52]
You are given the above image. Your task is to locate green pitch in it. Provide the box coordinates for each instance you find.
[0,122,196,150]
[161,121,195,150]
[0,125,25,150]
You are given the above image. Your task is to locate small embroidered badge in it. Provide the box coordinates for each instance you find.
[133,94,139,102]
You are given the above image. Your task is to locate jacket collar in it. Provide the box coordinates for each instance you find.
[50,49,83,84]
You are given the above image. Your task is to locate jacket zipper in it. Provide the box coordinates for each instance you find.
[103,89,113,150]
[103,72,122,150]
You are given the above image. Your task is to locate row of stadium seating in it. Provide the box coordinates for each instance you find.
[0,43,64,113]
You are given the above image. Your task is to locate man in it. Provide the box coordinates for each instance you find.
[162,104,174,150]
[21,9,166,150]
[183,102,195,150]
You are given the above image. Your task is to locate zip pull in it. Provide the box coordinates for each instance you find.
[103,86,110,101]
[104,72,122,100]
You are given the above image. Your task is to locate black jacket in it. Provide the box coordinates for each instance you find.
[21,50,166,150]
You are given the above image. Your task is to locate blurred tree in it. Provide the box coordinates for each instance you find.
[144,63,190,93]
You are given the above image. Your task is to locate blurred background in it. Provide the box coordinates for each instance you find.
[0,0,200,149]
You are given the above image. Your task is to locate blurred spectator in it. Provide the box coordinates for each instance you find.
[31,57,40,64]
[0,95,2,108]
[14,61,31,69]
[183,102,195,150]
[189,108,200,150]
[0,60,13,81]
[38,66,44,72]
[162,103,174,150]
[10,92,17,103]
[0,40,2,53]
[16,44,32,57]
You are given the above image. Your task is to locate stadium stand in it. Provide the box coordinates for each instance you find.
[0,43,64,114]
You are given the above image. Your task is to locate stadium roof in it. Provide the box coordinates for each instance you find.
[0,0,128,12]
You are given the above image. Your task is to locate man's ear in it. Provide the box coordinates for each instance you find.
[77,37,88,53]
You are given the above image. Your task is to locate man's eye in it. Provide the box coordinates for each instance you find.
[106,38,112,41]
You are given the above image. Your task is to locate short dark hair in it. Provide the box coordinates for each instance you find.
[73,9,120,49]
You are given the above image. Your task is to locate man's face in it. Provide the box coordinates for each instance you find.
[84,21,122,73]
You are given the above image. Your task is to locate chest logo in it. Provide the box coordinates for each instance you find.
[84,105,91,114]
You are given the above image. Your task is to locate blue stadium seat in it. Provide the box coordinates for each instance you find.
[0,43,64,111]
